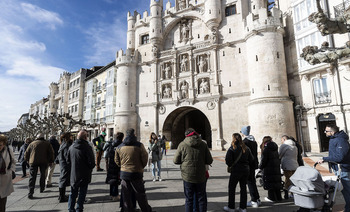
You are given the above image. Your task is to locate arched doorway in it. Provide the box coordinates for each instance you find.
[162,107,212,149]
[317,113,336,152]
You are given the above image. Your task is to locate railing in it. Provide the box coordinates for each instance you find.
[102,100,106,107]
[334,1,350,17]
[95,102,101,108]
[96,86,102,93]
[314,91,332,105]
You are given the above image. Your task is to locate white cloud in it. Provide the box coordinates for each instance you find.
[21,3,64,30]
[0,0,66,132]
[84,18,127,65]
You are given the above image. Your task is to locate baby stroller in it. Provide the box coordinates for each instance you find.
[289,162,341,212]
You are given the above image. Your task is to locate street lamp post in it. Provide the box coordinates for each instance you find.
[295,105,307,157]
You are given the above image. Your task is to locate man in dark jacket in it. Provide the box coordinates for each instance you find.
[46,135,60,188]
[173,128,213,212]
[241,126,261,207]
[92,132,106,171]
[67,130,95,212]
[318,124,350,212]
[24,133,55,199]
[115,128,151,212]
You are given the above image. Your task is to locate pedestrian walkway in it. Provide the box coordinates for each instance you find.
[6,150,345,212]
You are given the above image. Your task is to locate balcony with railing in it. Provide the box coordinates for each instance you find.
[95,101,101,109]
[102,100,106,107]
[314,91,332,105]
[96,86,102,93]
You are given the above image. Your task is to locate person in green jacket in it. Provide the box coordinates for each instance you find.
[173,128,213,212]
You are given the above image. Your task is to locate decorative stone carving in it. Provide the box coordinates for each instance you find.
[159,105,166,114]
[180,80,189,99]
[197,55,208,73]
[207,101,216,110]
[162,63,172,79]
[178,0,186,10]
[180,55,189,72]
[179,19,192,44]
[199,78,209,94]
[162,84,172,98]
[152,45,158,58]
[326,68,334,76]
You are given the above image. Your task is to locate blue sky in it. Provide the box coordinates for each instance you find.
[0,0,276,132]
[0,0,156,132]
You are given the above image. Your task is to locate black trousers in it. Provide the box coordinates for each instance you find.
[29,164,48,194]
[247,169,260,202]
[228,169,249,209]
[121,179,151,212]
[0,197,7,212]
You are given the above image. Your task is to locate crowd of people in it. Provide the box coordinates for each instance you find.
[0,123,349,212]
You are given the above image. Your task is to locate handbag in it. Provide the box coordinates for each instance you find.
[6,145,16,179]
[227,149,243,173]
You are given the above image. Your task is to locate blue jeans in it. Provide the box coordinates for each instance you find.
[183,181,207,212]
[341,171,350,212]
[151,160,161,178]
[68,185,88,212]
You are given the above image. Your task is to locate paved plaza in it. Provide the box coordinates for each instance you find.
[6,150,346,212]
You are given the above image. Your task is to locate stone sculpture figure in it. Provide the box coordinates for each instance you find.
[164,64,172,79]
[198,56,207,73]
[181,24,190,40]
[163,85,172,98]
[180,55,188,72]
[179,0,186,10]
[180,81,189,99]
[199,79,209,94]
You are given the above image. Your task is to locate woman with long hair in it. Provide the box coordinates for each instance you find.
[259,136,282,202]
[57,132,73,202]
[224,133,254,212]
[0,134,16,212]
[149,132,162,181]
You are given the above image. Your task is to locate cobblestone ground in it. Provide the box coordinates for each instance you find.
[6,150,345,212]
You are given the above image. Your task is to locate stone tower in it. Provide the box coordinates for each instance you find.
[150,0,163,46]
[245,0,296,142]
[204,0,222,32]
[127,11,136,50]
[114,49,139,134]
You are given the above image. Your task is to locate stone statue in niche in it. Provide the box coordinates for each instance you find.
[180,81,189,99]
[178,0,186,10]
[199,78,209,94]
[197,56,208,73]
[180,55,188,72]
[164,63,172,79]
[163,84,172,98]
[181,23,190,40]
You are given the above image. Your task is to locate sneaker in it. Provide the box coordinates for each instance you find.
[40,188,45,193]
[85,198,92,204]
[247,201,259,208]
[46,184,52,188]
[264,197,275,203]
[257,199,261,205]
[21,174,27,178]
[112,195,120,201]
[223,206,235,212]
[158,177,162,181]
[97,168,104,171]
[236,208,247,212]
[28,194,34,199]
[153,178,156,182]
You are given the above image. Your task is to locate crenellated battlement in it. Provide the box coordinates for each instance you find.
[245,6,283,35]
[150,0,162,7]
[116,49,138,66]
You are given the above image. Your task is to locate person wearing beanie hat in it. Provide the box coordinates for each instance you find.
[92,131,106,171]
[240,125,261,208]
[174,128,213,211]
[241,126,251,137]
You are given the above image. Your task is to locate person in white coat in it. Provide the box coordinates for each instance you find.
[279,135,299,199]
[0,134,16,212]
